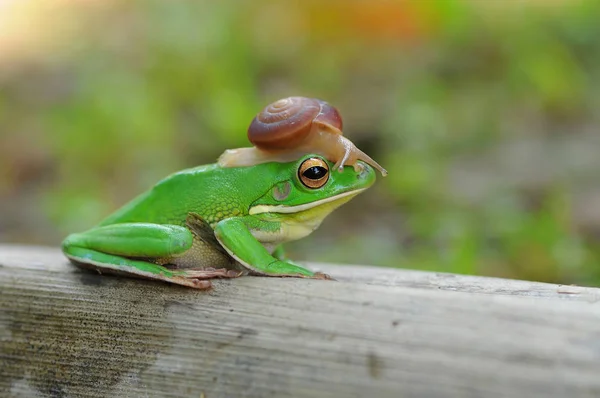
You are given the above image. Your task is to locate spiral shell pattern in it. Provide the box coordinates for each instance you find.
[248,97,342,150]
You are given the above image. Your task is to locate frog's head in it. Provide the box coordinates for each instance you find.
[249,154,375,233]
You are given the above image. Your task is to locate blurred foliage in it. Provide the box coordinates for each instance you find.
[1,0,599,285]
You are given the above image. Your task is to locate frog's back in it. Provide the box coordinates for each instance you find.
[99,163,272,227]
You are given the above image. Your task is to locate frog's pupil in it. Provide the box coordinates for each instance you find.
[303,166,327,180]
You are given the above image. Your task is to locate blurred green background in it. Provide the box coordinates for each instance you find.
[1,0,599,285]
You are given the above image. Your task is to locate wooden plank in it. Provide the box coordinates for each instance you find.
[1,244,600,398]
[315,263,600,302]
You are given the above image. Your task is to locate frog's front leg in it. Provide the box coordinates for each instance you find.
[62,223,238,289]
[214,217,330,279]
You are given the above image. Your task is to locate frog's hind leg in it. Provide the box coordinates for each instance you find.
[68,248,213,289]
[62,222,228,289]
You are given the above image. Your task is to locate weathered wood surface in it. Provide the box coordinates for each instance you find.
[1,244,600,398]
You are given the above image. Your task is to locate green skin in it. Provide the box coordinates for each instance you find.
[62,154,375,289]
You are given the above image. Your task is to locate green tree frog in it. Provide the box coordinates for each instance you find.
[62,155,376,288]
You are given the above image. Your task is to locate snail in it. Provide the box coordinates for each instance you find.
[218,96,387,176]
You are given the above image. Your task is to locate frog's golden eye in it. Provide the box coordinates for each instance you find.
[298,157,329,189]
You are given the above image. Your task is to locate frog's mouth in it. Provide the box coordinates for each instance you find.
[249,188,367,215]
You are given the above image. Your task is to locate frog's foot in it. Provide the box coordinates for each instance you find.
[312,272,335,281]
[286,271,335,281]
[169,277,213,290]
[183,268,244,279]
[135,267,242,290]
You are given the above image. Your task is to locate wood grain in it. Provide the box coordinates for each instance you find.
[1,244,600,398]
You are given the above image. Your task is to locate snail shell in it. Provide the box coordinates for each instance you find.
[218,97,387,176]
[248,97,342,149]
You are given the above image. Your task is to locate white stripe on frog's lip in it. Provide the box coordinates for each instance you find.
[249,188,367,215]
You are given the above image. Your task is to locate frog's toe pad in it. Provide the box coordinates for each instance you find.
[187,279,213,289]
[312,272,335,281]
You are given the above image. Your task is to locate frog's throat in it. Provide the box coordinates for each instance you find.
[248,189,367,215]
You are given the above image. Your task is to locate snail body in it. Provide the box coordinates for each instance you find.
[218,97,387,176]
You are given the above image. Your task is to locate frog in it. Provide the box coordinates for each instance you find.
[62,154,376,289]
